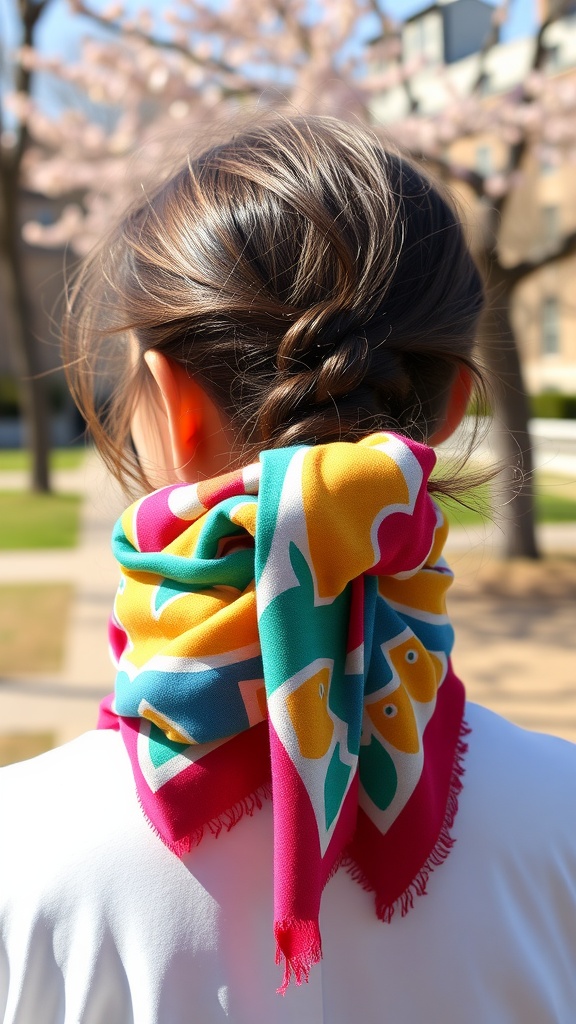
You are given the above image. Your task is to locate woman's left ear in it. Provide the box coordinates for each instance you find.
[143,351,206,479]
[428,367,473,447]
[143,351,236,482]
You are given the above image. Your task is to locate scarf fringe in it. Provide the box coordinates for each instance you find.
[342,718,470,923]
[205,781,273,841]
[139,782,273,858]
[274,919,323,995]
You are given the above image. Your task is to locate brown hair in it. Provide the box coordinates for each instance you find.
[63,114,486,493]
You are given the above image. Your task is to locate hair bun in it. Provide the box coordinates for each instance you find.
[296,313,392,371]
[64,114,485,488]
[254,307,409,446]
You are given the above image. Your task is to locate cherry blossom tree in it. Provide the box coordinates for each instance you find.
[2,0,381,491]
[16,0,384,253]
[4,0,576,554]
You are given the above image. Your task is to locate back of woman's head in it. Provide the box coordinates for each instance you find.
[64,114,485,491]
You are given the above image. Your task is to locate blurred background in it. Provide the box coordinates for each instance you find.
[1,0,575,764]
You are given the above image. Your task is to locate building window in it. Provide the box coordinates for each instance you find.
[475,145,492,178]
[542,205,560,245]
[35,207,57,227]
[403,13,443,66]
[539,149,557,176]
[541,297,560,355]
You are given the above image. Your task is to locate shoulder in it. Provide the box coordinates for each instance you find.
[0,730,153,881]
[0,733,243,1021]
[464,700,576,784]
[460,702,576,855]
[0,728,128,812]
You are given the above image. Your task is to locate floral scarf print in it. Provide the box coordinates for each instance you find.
[99,432,468,992]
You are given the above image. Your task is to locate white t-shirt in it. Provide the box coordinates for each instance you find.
[1,701,576,1023]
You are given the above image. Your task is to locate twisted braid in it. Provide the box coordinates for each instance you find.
[64,114,486,493]
[255,310,410,448]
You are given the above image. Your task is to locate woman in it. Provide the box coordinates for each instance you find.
[1,115,575,1023]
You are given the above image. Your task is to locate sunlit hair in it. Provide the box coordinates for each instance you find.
[63,114,487,493]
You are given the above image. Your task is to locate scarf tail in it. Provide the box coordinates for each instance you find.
[274,918,323,995]
[105,433,469,994]
[343,712,470,922]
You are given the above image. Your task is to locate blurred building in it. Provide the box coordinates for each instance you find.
[372,0,576,397]
[402,0,495,66]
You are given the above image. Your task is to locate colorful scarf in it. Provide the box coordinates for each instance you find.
[99,432,468,992]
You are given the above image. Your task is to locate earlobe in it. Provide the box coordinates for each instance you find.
[178,407,202,450]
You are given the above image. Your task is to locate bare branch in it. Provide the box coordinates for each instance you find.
[271,0,312,58]
[468,0,507,95]
[18,0,51,35]
[504,229,576,285]
[70,0,251,83]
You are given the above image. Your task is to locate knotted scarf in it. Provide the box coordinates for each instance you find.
[99,432,468,992]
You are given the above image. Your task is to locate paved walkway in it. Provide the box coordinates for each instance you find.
[0,456,125,744]
[1,456,576,749]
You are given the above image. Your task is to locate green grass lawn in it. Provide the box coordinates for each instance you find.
[438,479,576,528]
[0,447,87,472]
[0,491,82,549]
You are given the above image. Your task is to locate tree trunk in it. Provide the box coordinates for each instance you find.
[481,272,539,559]
[0,165,51,493]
